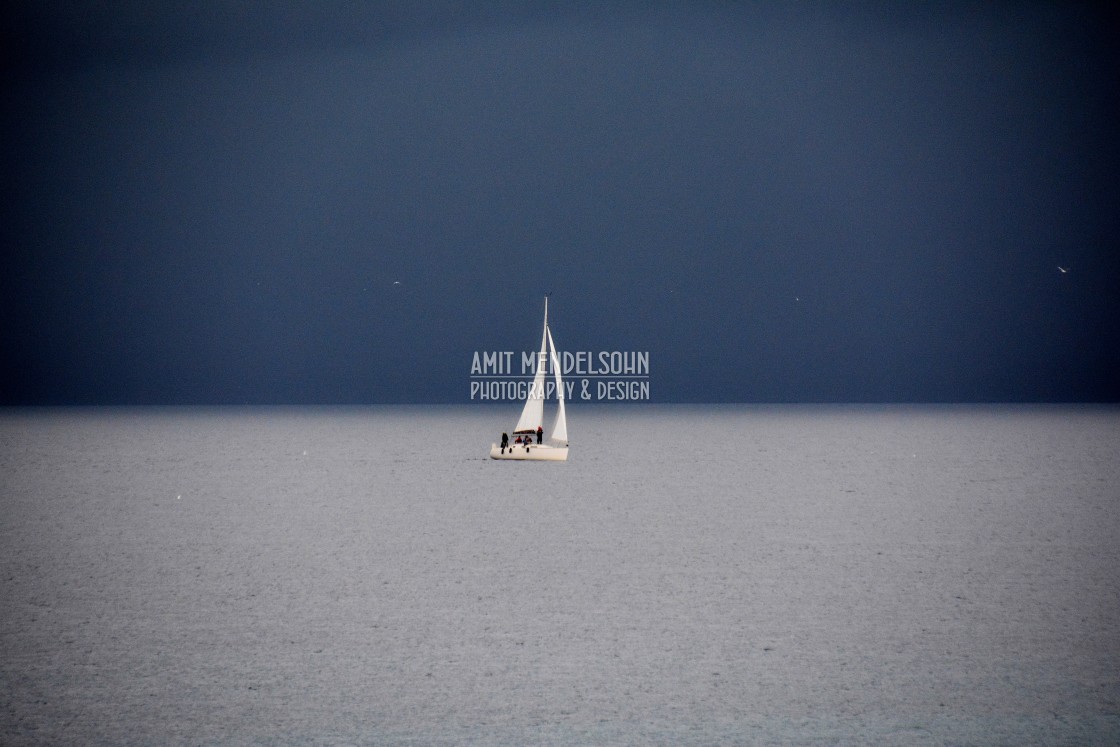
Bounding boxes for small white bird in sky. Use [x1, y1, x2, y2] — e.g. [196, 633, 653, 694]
[1058, 266, 1068, 273]
[393, 280, 401, 285]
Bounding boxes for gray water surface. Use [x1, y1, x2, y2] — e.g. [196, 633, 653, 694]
[2, 405, 1118, 744]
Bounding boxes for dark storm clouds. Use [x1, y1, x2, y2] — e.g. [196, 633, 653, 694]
[2, 3, 1117, 403]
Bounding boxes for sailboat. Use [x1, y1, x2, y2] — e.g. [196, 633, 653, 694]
[489, 297, 569, 461]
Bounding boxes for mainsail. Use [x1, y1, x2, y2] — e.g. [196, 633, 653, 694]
[513, 299, 549, 434]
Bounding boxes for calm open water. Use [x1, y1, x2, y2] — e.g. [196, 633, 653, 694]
[2, 405, 1118, 745]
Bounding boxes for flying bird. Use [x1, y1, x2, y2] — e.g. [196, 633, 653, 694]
[1058, 266, 1068, 273]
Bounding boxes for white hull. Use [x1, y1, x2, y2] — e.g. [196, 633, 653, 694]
[489, 443, 569, 461]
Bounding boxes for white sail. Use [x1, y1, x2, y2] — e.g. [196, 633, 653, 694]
[547, 325, 567, 445]
[513, 301, 548, 434]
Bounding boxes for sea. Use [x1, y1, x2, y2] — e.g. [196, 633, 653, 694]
[1, 404, 1118, 745]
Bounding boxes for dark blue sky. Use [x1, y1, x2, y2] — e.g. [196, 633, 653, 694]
[3, 2, 1118, 404]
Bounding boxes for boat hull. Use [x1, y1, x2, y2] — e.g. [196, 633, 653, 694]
[489, 443, 569, 461]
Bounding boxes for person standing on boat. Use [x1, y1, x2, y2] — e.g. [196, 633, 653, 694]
[536, 425, 543, 444]
[500, 432, 509, 453]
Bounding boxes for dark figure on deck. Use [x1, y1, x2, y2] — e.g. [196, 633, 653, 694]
[500, 433, 508, 453]
[536, 426, 543, 444]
